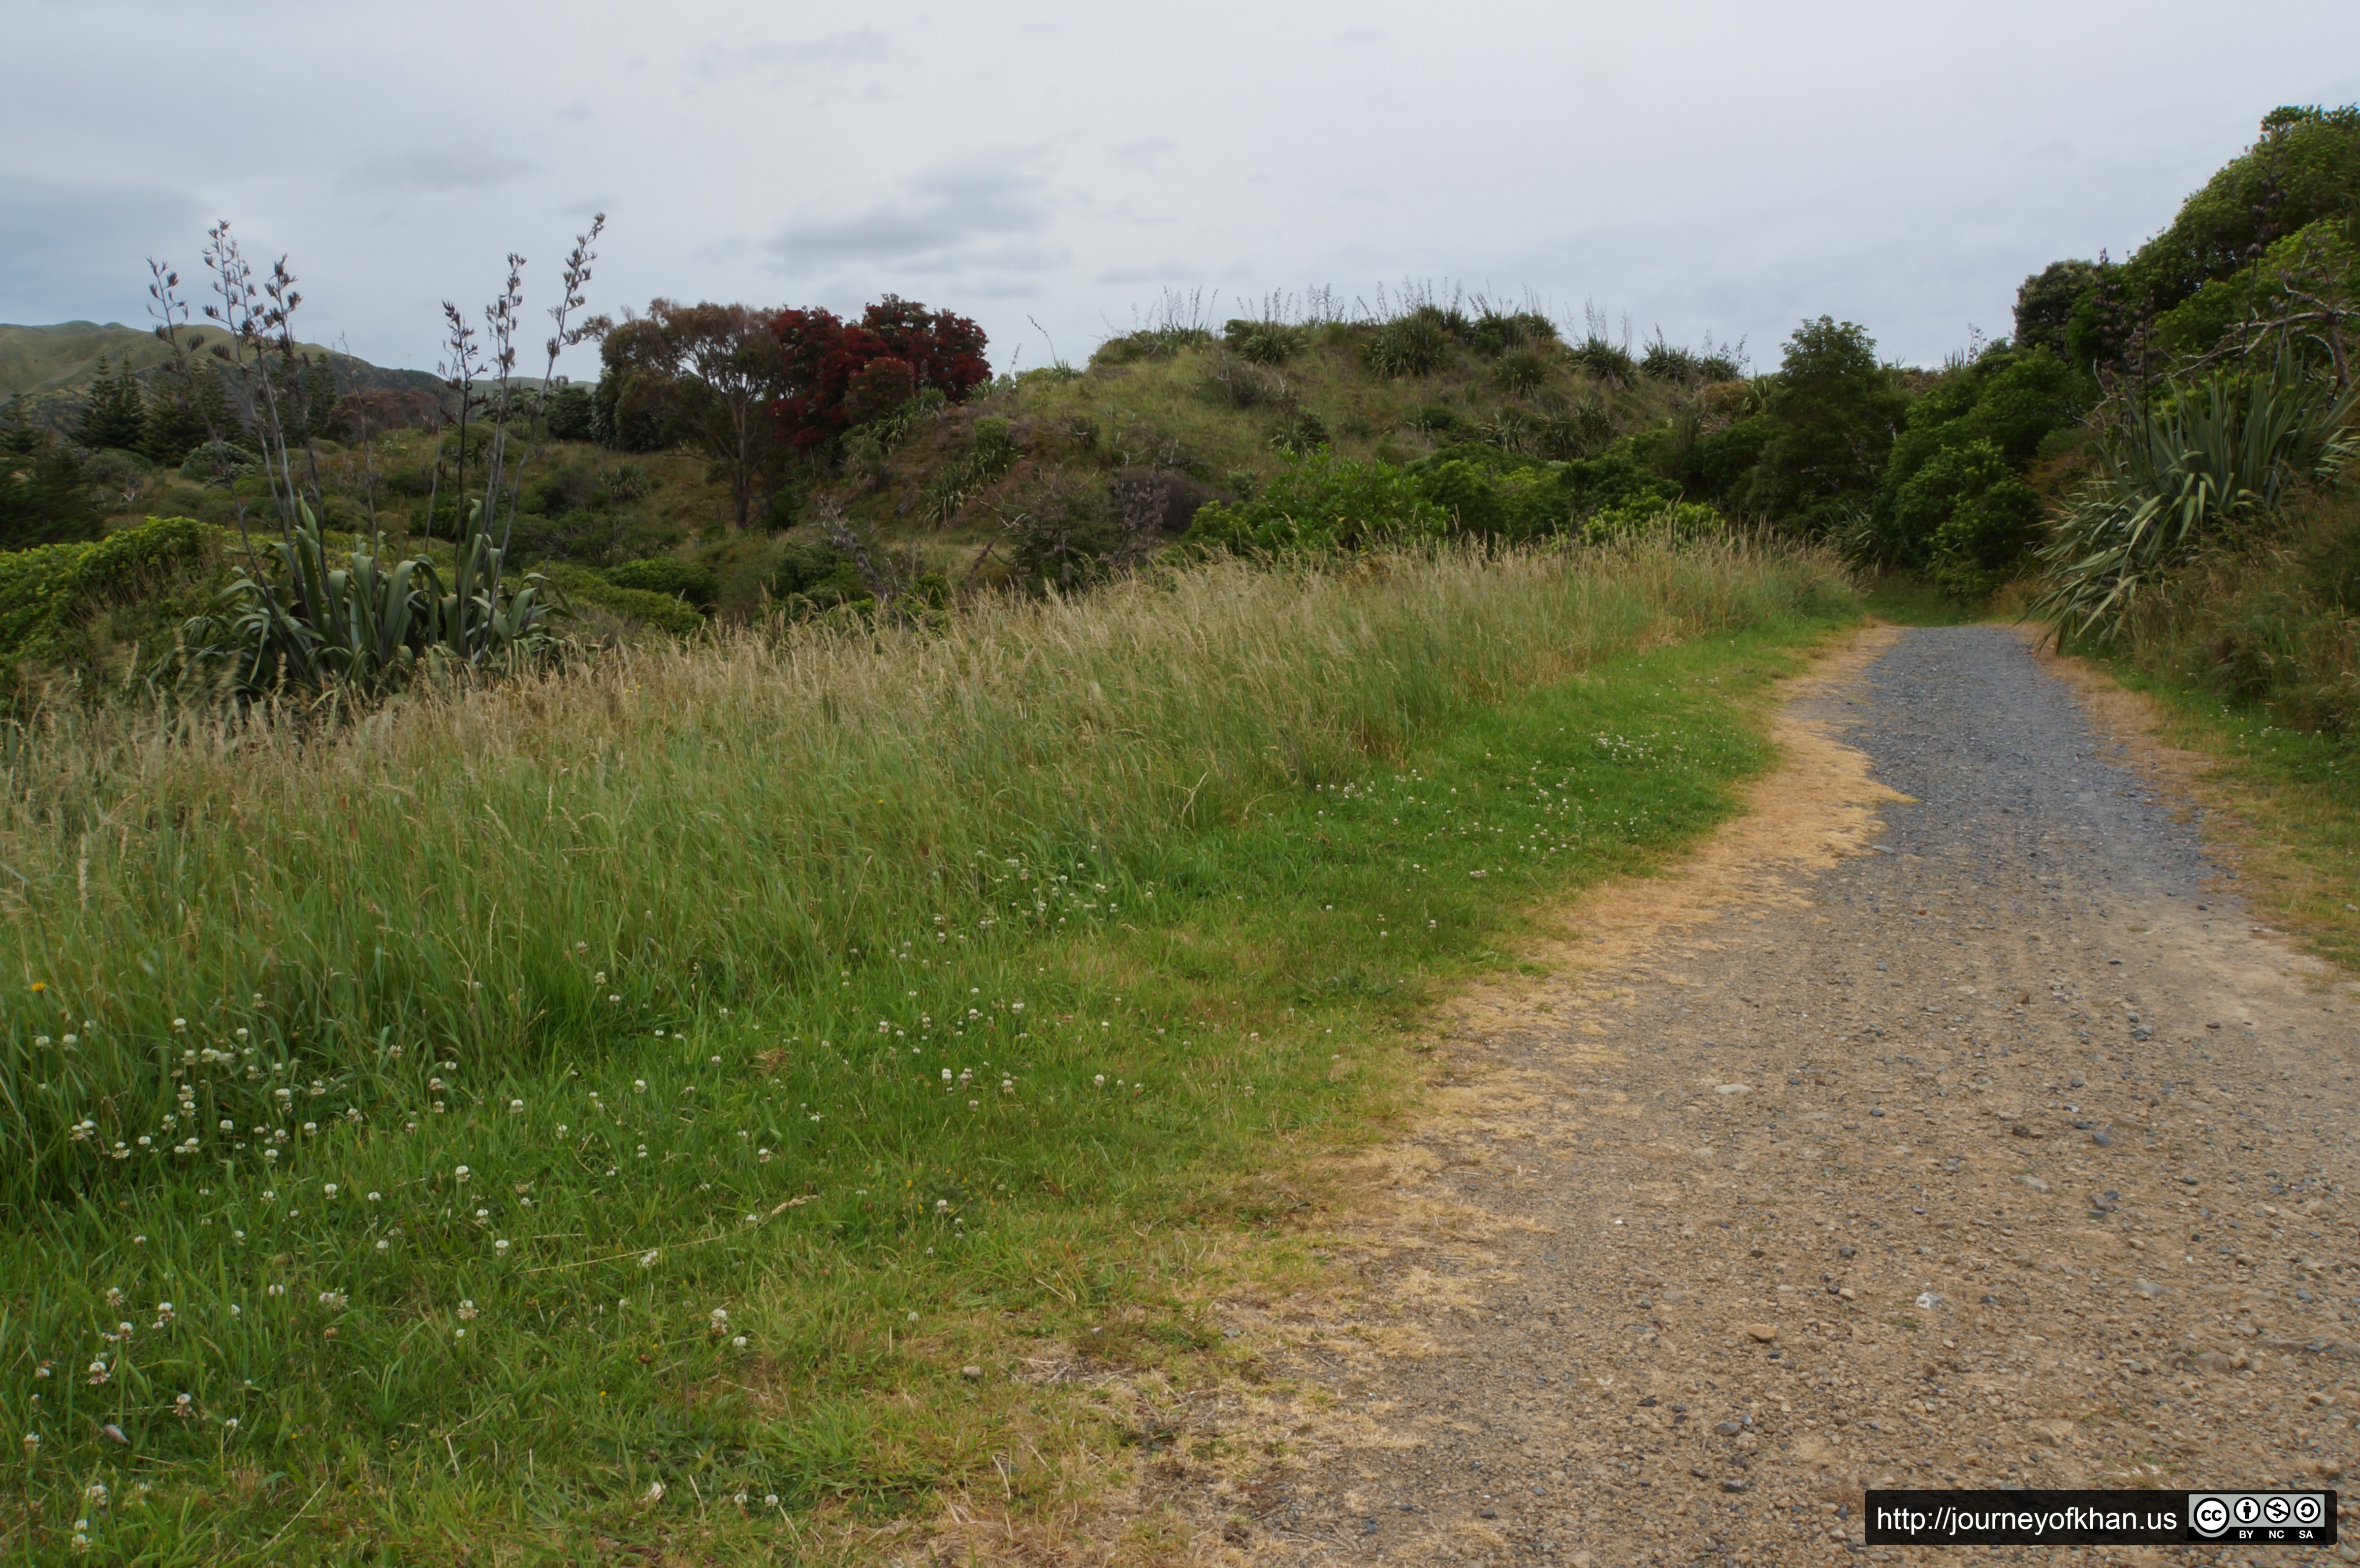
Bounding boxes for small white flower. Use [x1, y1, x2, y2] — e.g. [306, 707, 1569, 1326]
[268, 1284, 285, 1297]
[509, 1099, 524, 1113]
[458, 1300, 478, 1319]
[494, 1239, 510, 1254]
[731, 1335, 747, 1348]
[323, 1184, 338, 1197]
[453, 1165, 470, 1183]
[367, 1191, 382, 1202]
[639, 1250, 659, 1268]
[633, 1079, 647, 1094]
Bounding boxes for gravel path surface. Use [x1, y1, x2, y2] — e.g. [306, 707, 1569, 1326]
[1195, 627, 2360, 1568]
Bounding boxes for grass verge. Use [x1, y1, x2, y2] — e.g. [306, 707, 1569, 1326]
[1, 539, 1854, 1562]
[2072, 658, 2359, 975]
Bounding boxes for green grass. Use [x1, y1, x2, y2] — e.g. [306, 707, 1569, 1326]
[1, 540, 1854, 1561]
[2086, 659, 2359, 973]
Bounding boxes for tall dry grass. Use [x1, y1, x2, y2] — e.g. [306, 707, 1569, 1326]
[0, 537, 1850, 1198]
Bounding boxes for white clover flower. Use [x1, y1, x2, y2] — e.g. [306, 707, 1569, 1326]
[494, 1239, 510, 1254]
[633, 1080, 647, 1094]
[267, 1284, 285, 1297]
[318, 1291, 347, 1309]
[367, 1191, 382, 1201]
[376, 1239, 390, 1252]
[709, 1308, 728, 1325]
[639, 1250, 659, 1268]
[509, 1099, 524, 1113]
[458, 1300, 478, 1320]
[731, 1335, 747, 1348]
[173, 1018, 187, 1031]
[454, 1165, 471, 1183]
[323, 1184, 338, 1197]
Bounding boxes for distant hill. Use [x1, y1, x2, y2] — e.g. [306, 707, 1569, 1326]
[0, 320, 446, 429]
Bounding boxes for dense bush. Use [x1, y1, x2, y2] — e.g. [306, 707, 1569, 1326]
[1186, 453, 1447, 552]
[1860, 342, 2080, 575]
[543, 382, 600, 442]
[540, 562, 707, 635]
[2115, 480, 2360, 732]
[2035, 355, 2356, 644]
[0, 515, 222, 675]
[1727, 317, 1908, 534]
[767, 536, 866, 609]
[604, 556, 717, 609]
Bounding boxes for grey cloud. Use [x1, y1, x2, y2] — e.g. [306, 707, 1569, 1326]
[770, 169, 1052, 271]
[694, 31, 887, 80]
[344, 145, 534, 194]
[0, 172, 208, 329]
[1109, 138, 1178, 170]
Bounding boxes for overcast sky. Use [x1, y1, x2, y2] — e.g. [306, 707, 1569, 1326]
[7, 0, 2358, 380]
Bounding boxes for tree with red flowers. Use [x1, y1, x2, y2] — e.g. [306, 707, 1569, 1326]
[770, 298, 989, 451]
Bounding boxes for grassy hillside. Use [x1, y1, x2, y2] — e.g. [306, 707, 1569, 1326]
[0, 319, 440, 402]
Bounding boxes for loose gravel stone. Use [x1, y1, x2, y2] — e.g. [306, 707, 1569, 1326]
[1169, 628, 2360, 1567]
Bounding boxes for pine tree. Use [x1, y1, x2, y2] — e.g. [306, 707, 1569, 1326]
[139, 365, 237, 470]
[71, 357, 147, 452]
[2, 397, 105, 550]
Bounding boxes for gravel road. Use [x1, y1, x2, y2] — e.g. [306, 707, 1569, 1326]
[1186, 626, 2360, 1568]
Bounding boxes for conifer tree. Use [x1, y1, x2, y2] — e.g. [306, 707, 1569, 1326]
[71, 356, 147, 451]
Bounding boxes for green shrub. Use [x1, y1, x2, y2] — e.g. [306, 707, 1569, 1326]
[542, 563, 706, 635]
[1223, 320, 1306, 366]
[1493, 348, 1551, 395]
[767, 537, 867, 611]
[2035, 355, 2357, 643]
[604, 557, 717, 609]
[0, 515, 224, 674]
[1405, 404, 1461, 436]
[526, 465, 604, 516]
[177, 438, 260, 485]
[1185, 452, 1447, 552]
[1468, 310, 1556, 357]
[1367, 316, 1454, 378]
[1270, 407, 1329, 456]
[1569, 336, 1638, 383]
[1560, 442, 1682, 519]
[1414, 455, 1572, 540]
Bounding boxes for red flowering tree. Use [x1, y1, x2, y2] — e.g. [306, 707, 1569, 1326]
[770, 297, 989, 451]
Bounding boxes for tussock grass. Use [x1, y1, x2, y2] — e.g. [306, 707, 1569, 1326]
[0, 537, 1853, 1561]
